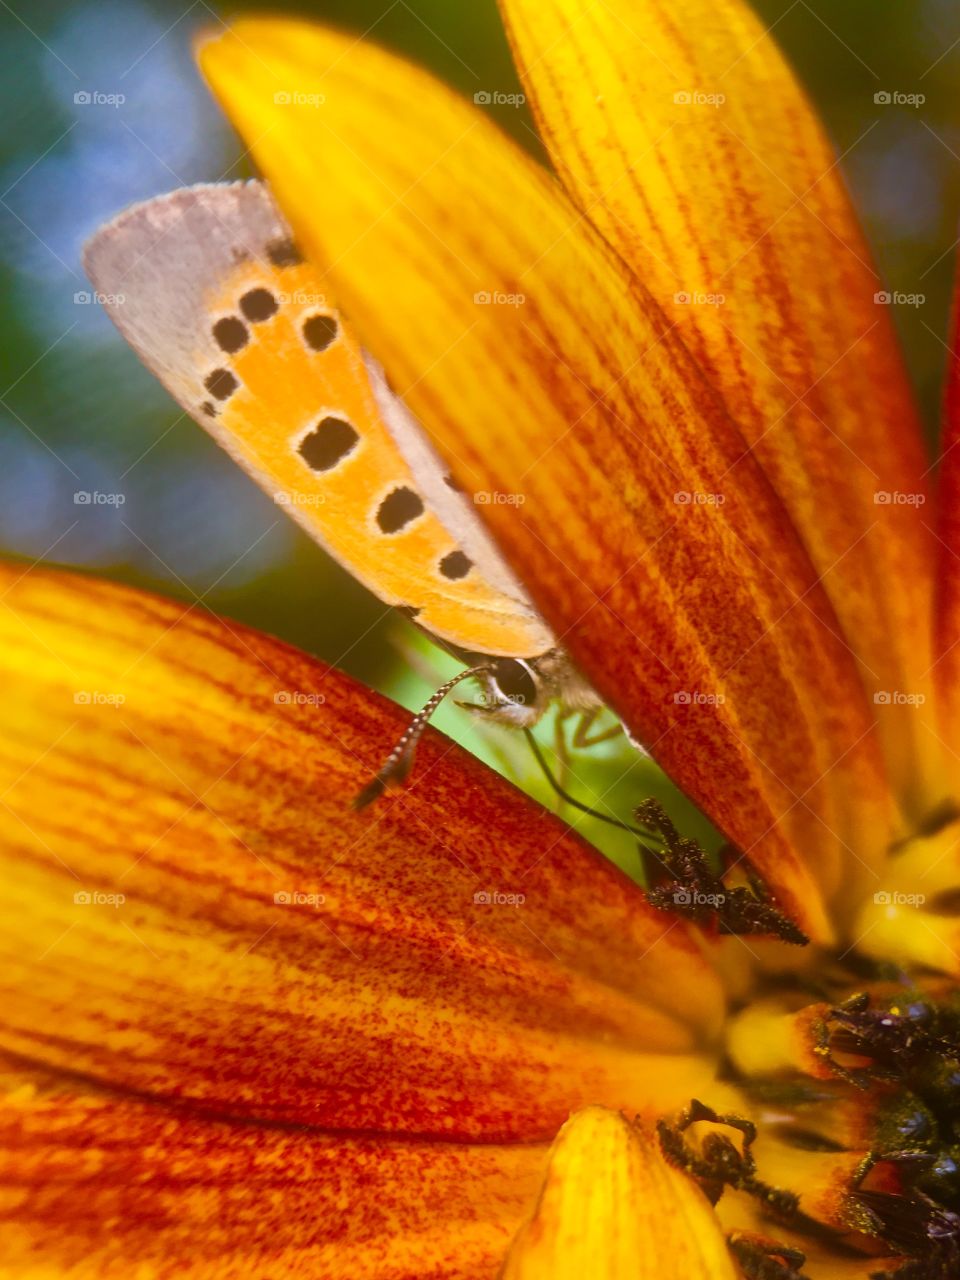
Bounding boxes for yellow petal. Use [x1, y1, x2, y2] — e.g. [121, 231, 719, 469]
[0, 563, 724, 1140]
[197, 18, 898, 941]
[0, 1062, 544, 1278]
[845, 820, 960, 975]
[498, 0, 943, 817]
[935, 282, 960, 756]
[500, 1106, 737, 1280]
[726, 998, 833, 1081]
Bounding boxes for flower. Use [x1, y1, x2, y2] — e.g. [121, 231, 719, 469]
[4, 1, 960, 1276]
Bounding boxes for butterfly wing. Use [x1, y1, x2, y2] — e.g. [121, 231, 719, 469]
[83, 181, 553, 659]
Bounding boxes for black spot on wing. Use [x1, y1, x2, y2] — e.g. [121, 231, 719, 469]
[302, 314, 339, 353]
[298, 416, 359, 471]
[377, 487, 425, 534]
[240, 287, 278, 322]
[267, 237, 303, 267]
[202, 401, 217, 418]
[439, 550, 472, 580]
[204, 368, 239, 401]
[212, 316, 249, 354]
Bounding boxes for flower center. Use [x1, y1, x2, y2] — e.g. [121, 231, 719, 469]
[641, 803, 960, 1278]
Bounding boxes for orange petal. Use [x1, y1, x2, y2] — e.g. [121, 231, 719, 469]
[501, 1106, 737, 1279]
[198, 18, 897, 941]
[0, 563, 725, 1141]
[0, 1062, 545, 1278]
[498, 0, 942, 817]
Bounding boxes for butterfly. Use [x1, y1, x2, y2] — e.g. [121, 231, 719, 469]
[83, 181, 608, 803]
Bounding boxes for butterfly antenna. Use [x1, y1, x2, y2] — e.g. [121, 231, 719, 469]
[523, 729, 663, 843]
[354, 664, 493, 810]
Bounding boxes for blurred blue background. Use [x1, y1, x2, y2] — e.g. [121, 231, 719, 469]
[1, 0, 958, 865]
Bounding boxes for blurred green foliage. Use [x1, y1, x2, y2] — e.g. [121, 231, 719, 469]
[1, 0, 957, 868]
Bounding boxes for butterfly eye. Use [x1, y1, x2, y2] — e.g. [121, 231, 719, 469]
[491, 658, 538, 708]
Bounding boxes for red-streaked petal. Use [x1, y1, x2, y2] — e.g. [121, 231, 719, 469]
[0, 563, 724, 1143]
[197, 18, 899, 941]
[499, 0, 943, 817]
[0, 1064, 544, 1278]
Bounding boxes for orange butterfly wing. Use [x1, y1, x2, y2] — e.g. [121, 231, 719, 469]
[84, 182, 553, 658]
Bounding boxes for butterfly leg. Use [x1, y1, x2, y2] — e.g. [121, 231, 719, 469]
[570, 706, 624, 750]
